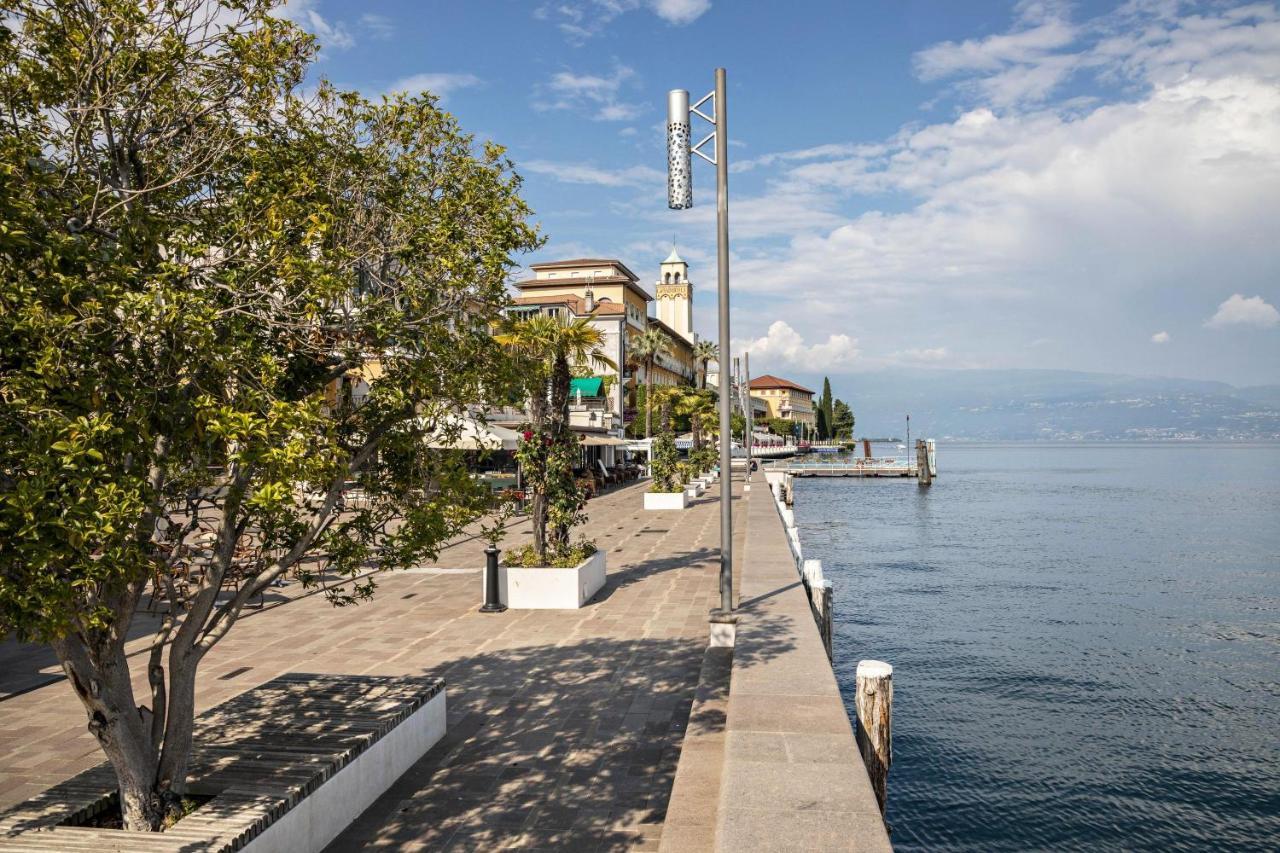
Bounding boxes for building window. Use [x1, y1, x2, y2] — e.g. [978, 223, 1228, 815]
[673, 272, 681, 283]
[664, 272, 671, 283]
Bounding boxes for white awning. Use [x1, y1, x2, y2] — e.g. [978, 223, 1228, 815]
[420, 416, 521, 451]
[580, 434, 629, 447]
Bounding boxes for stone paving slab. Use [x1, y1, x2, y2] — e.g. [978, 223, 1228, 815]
[0, 478, 749, 851]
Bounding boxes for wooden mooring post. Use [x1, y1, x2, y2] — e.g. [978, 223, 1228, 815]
[855, 659, 893, 816]
[915, 440, 932, 486]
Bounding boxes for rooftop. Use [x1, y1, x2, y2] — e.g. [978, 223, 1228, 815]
[528, 258, 642, 282]
[750, 374, 815, 394]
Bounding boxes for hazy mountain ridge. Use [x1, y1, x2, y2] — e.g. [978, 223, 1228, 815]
[806, 369, 1280, 440]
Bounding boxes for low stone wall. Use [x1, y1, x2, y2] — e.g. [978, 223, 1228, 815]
[0, 673, 445, 852]
[713, 486, 892, 851]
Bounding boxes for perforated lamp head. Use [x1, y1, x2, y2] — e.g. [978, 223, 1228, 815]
[667, 89, 692, 209]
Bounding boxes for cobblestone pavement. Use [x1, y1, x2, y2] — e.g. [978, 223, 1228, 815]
[0, 478, 746, 851]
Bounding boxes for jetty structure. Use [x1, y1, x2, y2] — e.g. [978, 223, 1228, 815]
[770, 438, 938, 483]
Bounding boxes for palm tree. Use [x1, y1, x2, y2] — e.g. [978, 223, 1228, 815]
[629, 327, 670, 438]
[692, 339, 719, 390]
[675, 388, 716, 453]
[496, 314, 615, 560]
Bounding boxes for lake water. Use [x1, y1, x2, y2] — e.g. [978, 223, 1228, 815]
[791, 443, 1280, 852]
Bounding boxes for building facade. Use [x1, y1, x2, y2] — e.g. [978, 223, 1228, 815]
[748, 374, 817, 430]
[508, 253, 699, 434]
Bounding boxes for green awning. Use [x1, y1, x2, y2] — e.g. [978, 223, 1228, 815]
[569, 377, 605, 397]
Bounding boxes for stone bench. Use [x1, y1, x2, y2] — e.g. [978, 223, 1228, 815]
[0, 673, 445, 852]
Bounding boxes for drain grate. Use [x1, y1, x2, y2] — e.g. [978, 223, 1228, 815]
[219, 666, 253, 680]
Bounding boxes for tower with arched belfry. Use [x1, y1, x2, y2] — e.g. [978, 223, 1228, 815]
[655, 246, 694, 344]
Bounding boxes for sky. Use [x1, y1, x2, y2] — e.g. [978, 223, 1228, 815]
[283, 0, 1280, 388]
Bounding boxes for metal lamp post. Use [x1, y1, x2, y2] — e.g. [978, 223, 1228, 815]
[668, 69, 732, 613]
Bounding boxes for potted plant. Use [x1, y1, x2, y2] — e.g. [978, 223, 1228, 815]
[494, 315, 615, 608]
[644, 393, 687, 510]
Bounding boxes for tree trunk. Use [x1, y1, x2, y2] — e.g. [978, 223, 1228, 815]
[53, 632, 175, 831]
[549, 353, 573, 550]
[528, 378, 550, 563]
[644, 361, 653, 438]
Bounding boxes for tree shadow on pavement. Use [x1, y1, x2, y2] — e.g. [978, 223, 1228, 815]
[324, 616, 797, 851]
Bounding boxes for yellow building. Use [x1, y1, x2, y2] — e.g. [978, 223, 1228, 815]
[749, 374, 816, 429]
[509, 255, 699, 431]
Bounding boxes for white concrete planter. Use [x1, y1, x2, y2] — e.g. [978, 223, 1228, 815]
[684, 483, 704, 498]
[645, 490, 689, 511]
[488, 550, 607, 609]
[244, 685, 446, 853]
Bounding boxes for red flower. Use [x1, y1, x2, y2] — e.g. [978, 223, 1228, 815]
[522, 430, 533, 441]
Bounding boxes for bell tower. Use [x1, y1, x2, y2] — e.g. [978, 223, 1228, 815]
[656, 246, 694, 342]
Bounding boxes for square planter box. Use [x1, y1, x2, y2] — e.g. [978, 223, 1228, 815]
[684, 483, 704, 498]
[644, 490, 688, 511]
[486, 550, 607, 609]
[0, 674, 445, 853]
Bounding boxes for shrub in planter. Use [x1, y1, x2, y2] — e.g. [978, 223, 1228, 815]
[649, 427, 681, 494]
[503, 538, 597, 568]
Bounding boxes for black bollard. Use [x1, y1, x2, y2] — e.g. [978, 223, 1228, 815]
[480, 544, 506, 613]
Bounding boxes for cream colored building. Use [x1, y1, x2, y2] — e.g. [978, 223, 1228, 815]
[748, 374, 816, 429]
[508, 254, 699, 433]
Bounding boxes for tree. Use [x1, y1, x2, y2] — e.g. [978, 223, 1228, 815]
[817, 377, 835, 440]
[675, 388, 716, 453]
[629, 327, 671, 438]
[648, 388, 681, 493]
[0, 0, 539, 831]
[815, 407, 829, 440]
[767, 417, 795, 437]
[692, 339, 718, 389]
[832, 399, 855, 440]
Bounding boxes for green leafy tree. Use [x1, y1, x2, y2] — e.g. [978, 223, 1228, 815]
[817, 377, 835, 440]
[0, 0, 537, 831]
[648, 390, 681, 493]
[768, 416, 795, 437]
[692, 339, 718, 389]
[832, 399, 855, 440]
[629, 327, 670, 438]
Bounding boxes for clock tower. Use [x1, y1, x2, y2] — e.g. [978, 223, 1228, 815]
[655, 247, 694, 343]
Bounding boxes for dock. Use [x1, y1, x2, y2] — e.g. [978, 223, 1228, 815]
[773, 460, 916, 478]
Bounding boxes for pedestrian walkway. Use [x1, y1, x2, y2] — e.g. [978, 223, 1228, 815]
[0, 478, 748, 850]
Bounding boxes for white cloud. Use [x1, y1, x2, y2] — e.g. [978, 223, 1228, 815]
[735, 321, 861, 372]
[534, 65, 644, 121]
[360, 13, 394, 39]
[387, 73, 483, 103]
[1205, 294, 1280, 328]
[1151, 331, 1170, 343]
[274, 0, 353, 50]
[535, 0, 711, 41]
[521, 160, 664, 187]
[897, 347, 951, 363]
[650, 0, 711, 25]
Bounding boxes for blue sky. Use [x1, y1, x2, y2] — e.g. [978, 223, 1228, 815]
[284, 0, 1280, 387]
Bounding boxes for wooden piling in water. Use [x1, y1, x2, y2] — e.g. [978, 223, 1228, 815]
[915, 440, 932, 486]
[855, 659, 893, 816]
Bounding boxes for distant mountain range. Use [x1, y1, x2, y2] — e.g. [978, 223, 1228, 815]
[813, 369, 1280, 441]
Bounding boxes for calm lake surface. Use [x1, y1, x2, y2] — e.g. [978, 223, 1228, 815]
[792, 442, 1280, 852]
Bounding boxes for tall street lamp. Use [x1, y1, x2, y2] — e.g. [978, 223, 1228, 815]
[668, 68, 732, 613]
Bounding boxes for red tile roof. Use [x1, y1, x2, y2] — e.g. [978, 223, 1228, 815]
[749, 374, 814, 394]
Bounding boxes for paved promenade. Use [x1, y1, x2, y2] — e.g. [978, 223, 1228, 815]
[0, 478, 746, 850]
